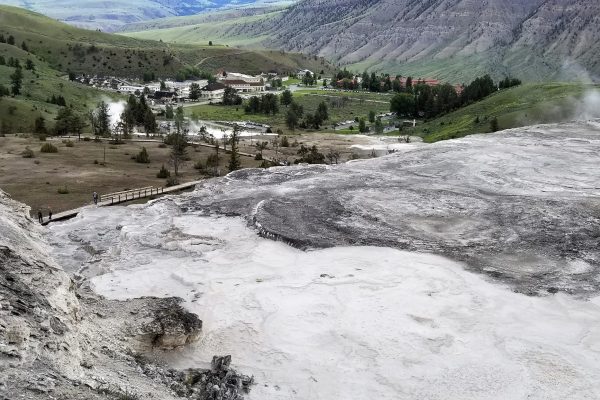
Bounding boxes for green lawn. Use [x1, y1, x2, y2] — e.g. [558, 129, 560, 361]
[185, 91, 392, 134]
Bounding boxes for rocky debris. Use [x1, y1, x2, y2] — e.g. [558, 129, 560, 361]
[0, 190, 252, 400]
[137, 355, 254, 400]
[135, 297, 203, 350]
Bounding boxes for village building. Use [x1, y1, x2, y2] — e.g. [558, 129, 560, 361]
[297, 69, 314, 77]
[117, 84, 145, 94]
[222, 79, 265, 93]
[200, 82, 227, 101]
[152, 91, 177, 104]
[217, 71, 265, 93]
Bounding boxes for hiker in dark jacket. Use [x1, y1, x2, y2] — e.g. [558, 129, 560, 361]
[37, 209, 43, 224]
[48, 208, 52, 220]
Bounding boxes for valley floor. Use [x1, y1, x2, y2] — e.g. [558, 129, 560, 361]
[0, 132, 412, 216]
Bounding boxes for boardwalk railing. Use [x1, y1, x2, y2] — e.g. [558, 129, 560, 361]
[42, 180, 202, 226]
[100, 187, 164, 205]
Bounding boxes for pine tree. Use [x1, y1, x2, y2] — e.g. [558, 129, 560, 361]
[281, 90, 293, 107]
[10, 66, 23, 96]
[490, 117, 499, 132]
[228, 125, 241, 172]
[95, 101, 111, 136]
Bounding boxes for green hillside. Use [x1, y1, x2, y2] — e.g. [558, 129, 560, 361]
[0, 42, 120, 133]
[414, 83, 598, 143]
[121, 7, 281, 47]
[0, 5, 332, 132]
[0, 5, 332, 78]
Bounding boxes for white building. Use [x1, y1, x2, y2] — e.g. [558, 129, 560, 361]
[297, 69, 314, 77]
[118, 84, 145, 94]
[222, 80, 265, 93]
[220, 72, 262, 83]
[165, 79, 209, 97]
[200, 82, 227, 101]
[217, 72, 265, 93]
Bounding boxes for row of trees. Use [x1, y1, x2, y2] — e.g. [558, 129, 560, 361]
[47, 94, 67, 106]
[245, 93, 280, 115]
[0, 34, 29, 52]
[302, 71, 317, 86]
[175, 67, 216, 83]
[390, 75, 521, 119]
[284, 100, 329, 130]
[87, 95, 157, 140]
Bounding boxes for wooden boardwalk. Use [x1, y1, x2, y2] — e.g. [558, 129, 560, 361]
[42, 180, 202, 226]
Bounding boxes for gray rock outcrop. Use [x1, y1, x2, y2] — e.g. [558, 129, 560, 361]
[0, 190, 249, 399]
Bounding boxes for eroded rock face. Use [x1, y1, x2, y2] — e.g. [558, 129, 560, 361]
[0, 191, 248, 399]
[254, 0, 600, 80]
[137, 297, 202, 350]
[0, 192, 83, 394]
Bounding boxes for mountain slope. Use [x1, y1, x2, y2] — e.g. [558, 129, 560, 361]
[124, 0, 600, 82]
[0, 0, 270, 31]
[262, 0, 600, 81]
[0, 5, 330, 77]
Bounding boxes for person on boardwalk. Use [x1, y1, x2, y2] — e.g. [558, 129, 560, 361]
[37, 209, 43, 224]
[93, 191, 98, 205]
[48, 208, 52, 220]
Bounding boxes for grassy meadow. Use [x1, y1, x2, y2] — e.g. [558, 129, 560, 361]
[185, 90, 392, 133]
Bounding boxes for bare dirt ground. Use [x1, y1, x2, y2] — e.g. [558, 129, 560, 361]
[237, 132, 414, 164]
[0, 132, 415, 216]
[0, 135, 262, 215]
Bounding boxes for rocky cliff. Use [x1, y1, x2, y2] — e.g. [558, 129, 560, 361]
[0, 190, 251, 399]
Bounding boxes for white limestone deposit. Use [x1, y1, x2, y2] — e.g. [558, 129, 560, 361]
[48, 121, 600, 400]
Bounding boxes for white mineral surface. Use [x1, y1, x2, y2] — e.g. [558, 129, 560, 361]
[48, 121, 600, 399]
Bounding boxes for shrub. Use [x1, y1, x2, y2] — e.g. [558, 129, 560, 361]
[21, 147, 34, 158]
[281, 136, 289, 147]
[65, 140, 74, 147]
[490, 117, 499, 132]
[93, 159, 99, 164]
[38, 135, 47, 141]
[156, 164, 170, 178]
[165, 176, 179, 187]
[206, 153, 219, 168]
[135, 147, 150, 164]
[93, 137, 102, 143]
[193, 160, 204, 170]
[83, 136, 91, 141]
[40, 143, 58, 153]
[57, 185, 69, 194]
[254, 153, 263, 160]
[158, 143, 167, 148]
